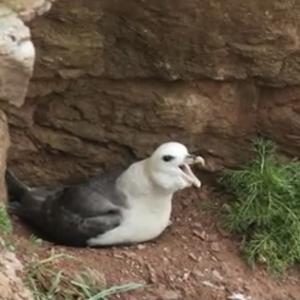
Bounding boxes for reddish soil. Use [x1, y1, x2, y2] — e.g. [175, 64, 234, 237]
[11, 186, 300, 300]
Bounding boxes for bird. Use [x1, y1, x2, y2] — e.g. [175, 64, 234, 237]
[6, 142, 205, 247]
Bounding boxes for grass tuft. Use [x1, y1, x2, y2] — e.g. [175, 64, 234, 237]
[220, 139, 300, 274]
[26, 251, 143, 300]
[0, 203, 12, 235]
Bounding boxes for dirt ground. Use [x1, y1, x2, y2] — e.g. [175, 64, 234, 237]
[10, 185, 300, 300]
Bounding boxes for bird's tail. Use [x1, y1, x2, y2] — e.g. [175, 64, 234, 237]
[6, 169, 30, 200]
[5, 169, 41, 218]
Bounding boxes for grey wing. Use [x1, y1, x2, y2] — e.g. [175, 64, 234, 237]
[58, 169, 127, 217]
[51, 169, 127, 240]
[79, 212, 121, 236]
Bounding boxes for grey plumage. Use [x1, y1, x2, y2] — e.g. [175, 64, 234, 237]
[6, 169, 127, 246]
[6, 142, 204, 247]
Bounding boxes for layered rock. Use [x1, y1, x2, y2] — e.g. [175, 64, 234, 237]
[0, 2, 53, 299]
[0, 0, 55, 185]
[7, 80, 257, 182]
[0, 239, 33, 300]
[0, 5, 33, 107]
[0, 0, 54, 107]
[0, 112, 9, 201]
[26, 0, 300, 85]
[259, 86, 300, 155]
[2, 0, 54, 22]
[4, 0, 300, 183]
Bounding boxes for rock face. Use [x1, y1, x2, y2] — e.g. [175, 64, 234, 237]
[0, 3, 13, 200]
[2, 0, 54, 22]
[0, 0, 55, 187]
[259, 86, 300, 155]
[0, 0, 54, 107]
[0, 112, 9, 202]
[7, 80, 258, 183]
[4, 0, 300, 182]
[0, 2, 53, 298]
[0, 5, 34, 107]
[0, 239, 33, 300]
[26, 0, 300, 85]
[0, 0, 59, 194]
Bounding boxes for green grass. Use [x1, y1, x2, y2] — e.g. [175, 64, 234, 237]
[26, 252, 143, 300]
[0, 203, 15, 251]
[220, 139, 300, 274]
[0, 203, 12, 235]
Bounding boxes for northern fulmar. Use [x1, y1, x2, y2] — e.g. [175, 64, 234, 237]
[6, 142, 205, 247]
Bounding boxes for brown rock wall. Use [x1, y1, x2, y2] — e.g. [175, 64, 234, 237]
[5, 0, 300, 182]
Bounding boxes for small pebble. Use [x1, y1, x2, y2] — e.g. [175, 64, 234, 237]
[211, 242, 221, 252]
[188, 253, 197, 261]
[192, 270, 204, 278]
[211, 255, 218, 262]
[158, 289, 181, 300]
[193, 222, 202, 229]
[137, 244, 146, 250]
[228, 292, 252, 300]
[183, 272, 190, 280]
[212, 269, 224, 281]
[202, 280, 225, 290]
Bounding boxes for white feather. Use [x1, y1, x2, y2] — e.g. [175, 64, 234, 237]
[88, 160, 172, 246]
[87, 142, 203, 246]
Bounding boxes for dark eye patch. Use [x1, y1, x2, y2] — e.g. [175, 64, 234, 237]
[162, 155, 175, 162]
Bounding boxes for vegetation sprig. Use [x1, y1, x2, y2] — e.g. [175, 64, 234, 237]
[220, 139, 300, 274]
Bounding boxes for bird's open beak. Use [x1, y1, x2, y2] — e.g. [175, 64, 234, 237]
[179, 154, 205, 188]
[185, 154, 205, 166]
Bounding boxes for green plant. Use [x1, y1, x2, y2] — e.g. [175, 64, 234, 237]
[220, 139, 300, 274]
[0, 203, 12, 235]
[26, 252, 143, 300]
[0, 203, 15, 251]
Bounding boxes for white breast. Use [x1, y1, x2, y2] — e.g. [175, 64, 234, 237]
[87, 160, 173, 246]
[88, 195, 172, 246]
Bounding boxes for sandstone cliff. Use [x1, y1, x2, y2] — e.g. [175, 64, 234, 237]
[4, 0, 300, 183]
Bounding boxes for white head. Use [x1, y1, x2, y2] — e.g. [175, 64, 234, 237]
[147, 142, 205, 193]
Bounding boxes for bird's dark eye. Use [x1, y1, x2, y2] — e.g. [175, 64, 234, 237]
[162, 155, 175, 162]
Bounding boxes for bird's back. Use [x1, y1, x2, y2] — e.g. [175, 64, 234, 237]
[7, 169, 127, 246]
